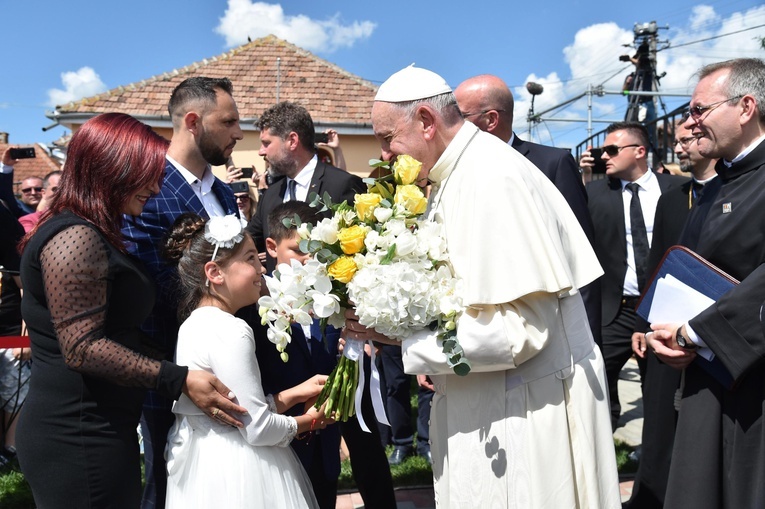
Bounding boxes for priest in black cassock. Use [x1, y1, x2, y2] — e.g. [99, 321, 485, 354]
[626, 119, 718, 509]
[647, 57, 765, 509]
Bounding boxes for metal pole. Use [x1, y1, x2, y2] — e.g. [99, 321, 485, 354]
[587, 84, 593, 139]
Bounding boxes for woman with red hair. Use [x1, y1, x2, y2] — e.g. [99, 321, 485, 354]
[16, 113, 246, 508]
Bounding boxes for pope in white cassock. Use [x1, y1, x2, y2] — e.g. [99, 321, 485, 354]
[345, 65, 621, 508]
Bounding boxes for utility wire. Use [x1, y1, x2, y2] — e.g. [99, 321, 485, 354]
[663, 23, 765, 50]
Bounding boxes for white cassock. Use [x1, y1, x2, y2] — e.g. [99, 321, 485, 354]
[402, 123, 621, 508]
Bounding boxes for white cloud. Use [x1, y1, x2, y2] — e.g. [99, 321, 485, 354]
[215, 0, 375, 52]
[47, 67, 108, 107]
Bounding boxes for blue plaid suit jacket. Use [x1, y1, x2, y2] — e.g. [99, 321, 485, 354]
[122, 159, 238, 358]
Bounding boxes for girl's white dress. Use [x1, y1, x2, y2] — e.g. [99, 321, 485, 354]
[165, 306, 318, 509]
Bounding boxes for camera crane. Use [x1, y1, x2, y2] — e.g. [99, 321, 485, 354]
[525, 21, 683, 145]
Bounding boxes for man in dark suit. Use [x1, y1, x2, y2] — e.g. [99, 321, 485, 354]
[582, 121, 687, 430]
[454, 74, 602, 346]
[123, 77, 242, 509]
[247, 101, 365, 272]
[245, 102, 395, 509]
[626, 121, 717, 509]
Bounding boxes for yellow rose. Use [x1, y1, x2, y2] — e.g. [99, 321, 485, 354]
[393, 155, 422, 185]
[354, 193, 382, 222]
[394, 185, 428, 216]
[328, 256, 357, 283]
[336, 225, 368, 255]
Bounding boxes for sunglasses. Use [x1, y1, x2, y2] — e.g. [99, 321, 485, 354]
[684, 95, 743, 121]
[601, 144, 640, 157]
[21, 187, 43, 194]
[235, 195, 250, 202]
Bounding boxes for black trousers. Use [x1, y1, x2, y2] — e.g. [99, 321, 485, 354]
[601, 301, 646, 429]
[339, 354, 397, 509]
[379, 344, 432, 453]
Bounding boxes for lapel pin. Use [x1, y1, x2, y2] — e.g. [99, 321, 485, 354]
[722, 202, 732, 214]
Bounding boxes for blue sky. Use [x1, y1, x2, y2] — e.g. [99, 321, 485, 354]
[1, 0, 763, 151]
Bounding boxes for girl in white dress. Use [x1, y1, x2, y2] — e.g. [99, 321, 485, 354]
[163, 214, 331, 509]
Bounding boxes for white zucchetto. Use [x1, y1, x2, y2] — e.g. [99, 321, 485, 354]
[375, 64, 452, 103]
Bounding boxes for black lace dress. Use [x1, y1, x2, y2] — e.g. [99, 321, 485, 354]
[16, 211, 188, 508]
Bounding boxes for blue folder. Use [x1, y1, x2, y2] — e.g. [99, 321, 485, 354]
[636, 245, 739, 389]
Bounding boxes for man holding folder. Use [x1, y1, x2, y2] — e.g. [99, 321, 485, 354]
[647, 58, 765, 508]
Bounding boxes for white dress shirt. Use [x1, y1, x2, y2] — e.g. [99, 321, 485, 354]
[620, 169, 661, 297]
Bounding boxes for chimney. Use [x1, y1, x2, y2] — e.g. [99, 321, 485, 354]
[0, 132, 8, 144]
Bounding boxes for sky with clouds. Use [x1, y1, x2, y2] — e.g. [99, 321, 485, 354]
[1, 0, 763, 151]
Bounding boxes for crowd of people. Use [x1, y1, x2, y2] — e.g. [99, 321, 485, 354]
[0, 56, 763, 509]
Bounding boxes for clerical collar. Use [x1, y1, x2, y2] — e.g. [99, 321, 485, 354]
[693, 175, 717, 185]
[723, 133, 765, 167]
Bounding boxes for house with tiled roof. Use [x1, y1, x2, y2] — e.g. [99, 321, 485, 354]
[47, 35, 381, 178]
[0, 136, 63, 199]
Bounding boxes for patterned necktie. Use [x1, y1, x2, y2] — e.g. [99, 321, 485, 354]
[626, 182, 650, 291]
[287, 179, 297, 201]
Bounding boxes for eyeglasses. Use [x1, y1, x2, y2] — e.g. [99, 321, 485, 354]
[21, 187, 43, 194]
[601, 144, 641, 157]
[460, 108, 505, 119]
[684, 95, 743, 121]
[674, 136, 696, 147]
[48, 186, 59, 194]
[235, 195, 250, 202]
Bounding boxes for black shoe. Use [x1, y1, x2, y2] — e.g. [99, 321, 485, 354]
[420, 449, 432, 465]
[388, 446, 413, 466]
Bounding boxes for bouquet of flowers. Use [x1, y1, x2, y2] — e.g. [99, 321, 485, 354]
[258, 155, 469, 423]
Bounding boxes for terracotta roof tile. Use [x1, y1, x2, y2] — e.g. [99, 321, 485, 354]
[56, 35, 378, 125]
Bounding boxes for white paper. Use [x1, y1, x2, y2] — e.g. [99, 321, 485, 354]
[647, 274, 715, 361]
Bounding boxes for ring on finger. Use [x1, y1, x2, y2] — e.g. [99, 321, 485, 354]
[212, 408, 220, 418]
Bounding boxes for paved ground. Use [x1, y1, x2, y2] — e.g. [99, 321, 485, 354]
[337, 357, 645, 508]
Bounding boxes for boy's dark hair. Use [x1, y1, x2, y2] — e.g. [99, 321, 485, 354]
[267, 201, 320, 243]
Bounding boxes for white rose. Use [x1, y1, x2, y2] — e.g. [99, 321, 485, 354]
[394, 230, 417, 257]
[311, 218, 339, 244]
[373, 207, 393, 223]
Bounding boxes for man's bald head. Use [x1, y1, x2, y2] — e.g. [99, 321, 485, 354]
[454, 75, 515, 142]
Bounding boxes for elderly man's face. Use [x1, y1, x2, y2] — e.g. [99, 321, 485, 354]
[371, 101, 431, 180]
[683, 69, 743, 161]
[20, 177, 44, 206]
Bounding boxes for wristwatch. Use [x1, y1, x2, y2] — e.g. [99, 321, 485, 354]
[676, 329, 698, 350]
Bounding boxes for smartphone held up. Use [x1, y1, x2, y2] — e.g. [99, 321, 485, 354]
[9, 147, 36, 160]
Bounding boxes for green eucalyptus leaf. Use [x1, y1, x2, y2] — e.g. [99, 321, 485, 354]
[380, 244, 397, 265]
[369, 158, 391, 168]
[453, 361, 471, 377]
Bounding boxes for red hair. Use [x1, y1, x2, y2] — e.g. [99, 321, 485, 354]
[20, 113, 169, 252]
